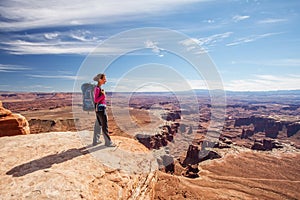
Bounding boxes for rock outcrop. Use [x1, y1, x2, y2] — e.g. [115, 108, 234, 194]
[135, 124, 179, 150]
[161, 110, 181, 121]
[235, 116, 300, 138]
[0, 132, 156, 199]
[251, 139, 283, 151]
[182, 144, 221, 166]
[0, 101, 11, 116]
[29, 118, 77, 134]
[0, 101, 30, 137]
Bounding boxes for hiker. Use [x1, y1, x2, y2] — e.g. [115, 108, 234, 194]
[92, 73, 115, 147]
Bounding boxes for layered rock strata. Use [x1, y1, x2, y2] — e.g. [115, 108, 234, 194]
[0, 101, 30, 137]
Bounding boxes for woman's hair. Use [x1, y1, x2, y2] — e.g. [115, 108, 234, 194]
[93, 73, 106, 81]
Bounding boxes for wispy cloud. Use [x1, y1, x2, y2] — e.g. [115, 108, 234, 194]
[44, 32, 59, 40]
[26, 74, 85, 81]
[2, 29, 178, 55]
[2, 40, 97, 55]
[231, 59, 300, 67]
[145, 40, 164, 57]
[0, 64, 31, 72]
[0, 0, 208, 31]
[198, 32, 233, 46]
[70, 30, 98, 42]
[1, 30, 102, 54]
[232, 15, 250, 22]
[258, 18, 287, 24]
[225, 74, 300, 91]
[226, 32, 283, 46]
[180, 32, 233, 53]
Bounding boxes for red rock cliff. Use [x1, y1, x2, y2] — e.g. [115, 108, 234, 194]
[0, 101, 30, 137]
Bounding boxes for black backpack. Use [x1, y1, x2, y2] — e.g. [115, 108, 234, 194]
[81, 83, 96, 111]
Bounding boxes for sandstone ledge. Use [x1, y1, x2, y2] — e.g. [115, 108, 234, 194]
[0, 132, 155, 200]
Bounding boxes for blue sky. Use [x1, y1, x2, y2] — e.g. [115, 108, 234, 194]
[0, 0, 299, 92]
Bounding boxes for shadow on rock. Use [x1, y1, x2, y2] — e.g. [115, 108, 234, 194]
[6, 144, 106, 177]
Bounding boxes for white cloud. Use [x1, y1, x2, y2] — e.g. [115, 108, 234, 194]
[231, 59, 300, 67]
[258, 18, 287, 24]
[44, 33, 59, 40]
[70, 30, 98, 42]
[180, 32, 233, 53]
[225, 74, 300, 91]
[232, 15, 250, 22]
[144, 40, 164, 57]
[226, 32, 283, 46]
[0, 0, 208, 31]
[2, 39, 99, 55]
[180, 38, 200, 46]
[2, 29, 180, 55]
[27, 74, 86, 81]
[0, 64, 31, 72]
[1, 30, 104, 54]
[198, 32, 233, 47]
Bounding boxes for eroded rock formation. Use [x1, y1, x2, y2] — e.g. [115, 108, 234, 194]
[135, 124, 178, 150]
[235, 116, 300, 138]
[0, 101, 30, 137]
[29, 118, 77, 134]
[182, 144, 221, 166]
[251, 139, 283, 151]
[161, 110, 181, 121]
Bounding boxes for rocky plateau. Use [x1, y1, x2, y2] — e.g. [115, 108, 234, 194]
[0, 91, 299, 199]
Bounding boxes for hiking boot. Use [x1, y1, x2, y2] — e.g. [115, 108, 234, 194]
[92, 141, 102, 146]
[105, 143, 116, 147]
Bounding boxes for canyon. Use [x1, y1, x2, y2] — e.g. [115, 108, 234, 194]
[0, 91, 299, 199]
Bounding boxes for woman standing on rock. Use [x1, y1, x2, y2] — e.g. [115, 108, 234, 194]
[92, 73, 115, 147]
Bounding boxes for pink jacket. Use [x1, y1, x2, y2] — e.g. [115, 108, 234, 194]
[94, 86, 106, 105]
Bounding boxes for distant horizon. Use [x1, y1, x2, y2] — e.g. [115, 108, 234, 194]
[1, 89, 300, 94]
